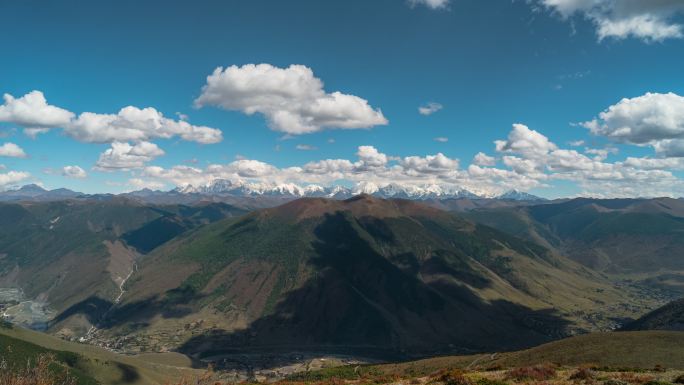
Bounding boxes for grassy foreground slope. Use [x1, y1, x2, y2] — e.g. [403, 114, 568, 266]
[0, 323, 201, 385]
[374, 331, 684, 376]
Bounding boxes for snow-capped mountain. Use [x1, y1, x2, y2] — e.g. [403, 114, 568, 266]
[497, 189, 547, 201]
[173, 179, 545, 201]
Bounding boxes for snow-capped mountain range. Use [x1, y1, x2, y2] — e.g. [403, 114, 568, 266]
[173, 179, 545, 201]
[0, 181, 545, 202]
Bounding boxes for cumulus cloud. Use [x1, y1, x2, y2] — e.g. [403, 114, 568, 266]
[538, 0, 684, 41]
[0, 91, 222, 144]
[584, 147, 617, 161]
[137, 126, 684, 198]
[0, 170, 30, 189]
[0, 142, 27, 158]
[408, 0, 450, 10]
[0, 91, 74, 131]
[67, 106, 222, 144]
[356, 145, 389, 170]
[400, 153, 458, 174]
[434, 137, 449, 143]
[584, 92, 684, 157]
[419, 102, 443, 115]
[621, 156, 684, 171]
[127, 178, 167, 191]
[62, 165, 87, 179]
[473, 152, 497, 166]
[95, 141, 165, 171]
[194, 64, 387, 134]
[495, 123, 557, 158]
[654, 139, 684, 157]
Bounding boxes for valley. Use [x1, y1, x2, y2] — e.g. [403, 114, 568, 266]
[1, 193, 683, 383]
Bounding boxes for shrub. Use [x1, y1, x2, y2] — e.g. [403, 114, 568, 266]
[617, 373, 656, 385]
[432, 369, 473, 385]
[0, 353, 76, 385]
[570, 368, 597, 381]
[475, 377, 510, 385]
[603, 380, 628, 385]
[505, 364, 557, 381]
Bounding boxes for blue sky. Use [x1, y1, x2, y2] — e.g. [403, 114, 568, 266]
[1, 0, 684, 198]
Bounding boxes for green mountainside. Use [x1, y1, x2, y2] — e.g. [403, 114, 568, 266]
[463, 198, 684, 280]
[0, 200, 246, 336]
[75, 196, 642, 359]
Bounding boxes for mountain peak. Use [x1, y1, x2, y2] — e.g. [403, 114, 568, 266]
[497, 189, 545, 201]
[263, 195, 447, 223]
[17, 184, 47, 192]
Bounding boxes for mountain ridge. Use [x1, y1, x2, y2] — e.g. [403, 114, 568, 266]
[1, 181, 547, 202]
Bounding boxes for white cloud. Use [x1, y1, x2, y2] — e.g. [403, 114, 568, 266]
[0, 91, 74, 130]
[194, 64, 388, 134]
[0, 142, 27, 158]
[356, 145, 389, 170]
[399, 153, 459, 174]
[227, 159, 278, 178]
[495, 123, 557, 158]
[434, 137, 449, 143]
[111, 122, 684, 199]
[419, 102, 443, 115]
[584, 92, 684, 157]
[473, 152, 496, 166]
[584, 147, 617, 161]
[408, 0, 450, 10]
[621, 156, 684, 171]
[0, 170, 30, 189]
[0, 91, 222, 145]
[295, 144, 318, 151]
[62, 165, 87, 179]
[95, 141, 165, 171]
[653, 139, 684, 157]
[68, 106, 222, 144]
[538, 0, 684, 41]
[128, 178, 167, 191]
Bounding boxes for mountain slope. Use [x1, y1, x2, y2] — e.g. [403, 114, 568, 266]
[623, 298, 684, 331]
[464, 198, 684, 274]
[0, 200, 246, 337]
[81, 196, 637, 359]
[0, 322, 201, 385]
[373, 331, 684, 376]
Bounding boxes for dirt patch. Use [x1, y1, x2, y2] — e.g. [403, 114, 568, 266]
[104, 241, 138, 287]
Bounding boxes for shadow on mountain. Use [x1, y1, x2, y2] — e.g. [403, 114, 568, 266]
[177, 212, 571, 369]
[52, 286, 205, 330]
[52, 297, 112, 325]
[113, 362, 140, 384]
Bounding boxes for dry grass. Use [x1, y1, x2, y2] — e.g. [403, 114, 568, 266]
[505, 364, 557, 381]
[568, 367, 596, 381]
[430, 369, 473, 385]
[0, 354, 76, 385]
